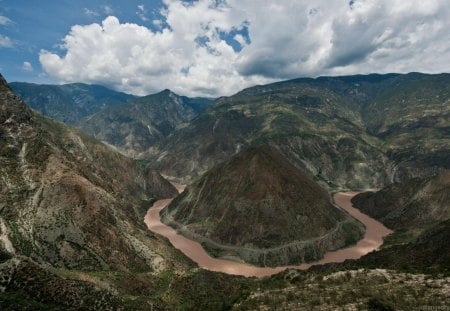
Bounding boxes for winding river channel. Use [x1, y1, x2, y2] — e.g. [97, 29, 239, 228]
[144, 189, 392, 278]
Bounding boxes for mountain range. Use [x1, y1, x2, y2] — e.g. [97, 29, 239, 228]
[12, 82, 214, 158]
[1, 74, 181, 271]
[10, 82, 135, 124]
[78, 89, 213, 157]
[148, 73, 449, 190]
[1, 72, 449, 309]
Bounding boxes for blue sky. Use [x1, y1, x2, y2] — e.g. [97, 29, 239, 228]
[0, 0, 169, 83]
[1, 0, 449, 97]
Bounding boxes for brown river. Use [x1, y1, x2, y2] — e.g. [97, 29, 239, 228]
[144, 190, 392, 278]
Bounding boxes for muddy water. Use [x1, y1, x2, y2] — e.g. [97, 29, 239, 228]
[144, 192, 392, 278]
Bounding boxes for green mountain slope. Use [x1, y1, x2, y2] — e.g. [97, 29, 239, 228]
[347, 73, 450, 182]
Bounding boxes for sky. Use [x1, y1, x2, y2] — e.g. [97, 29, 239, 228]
[0, 0, 449, 97]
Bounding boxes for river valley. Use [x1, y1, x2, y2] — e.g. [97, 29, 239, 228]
[144, 191, 392, 278]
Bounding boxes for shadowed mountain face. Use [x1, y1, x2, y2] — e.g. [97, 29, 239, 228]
[0, 74, 178, 271]
[348, 170, 450, 272]
[78, 89, 213, 158]
[352, 170, 450, 230]
[162, 145, 364, 266]
[354, 218, 450, 273]
[148, 73, 450, 189]
[10, 82, 135, 124]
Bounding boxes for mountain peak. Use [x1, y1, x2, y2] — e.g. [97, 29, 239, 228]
[159, 88, 175, 95]
[163, 144, 364, 266]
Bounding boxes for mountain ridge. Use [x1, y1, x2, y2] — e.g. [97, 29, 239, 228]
[10, 82, 136, 124]
[78, 89, 214, 157]
[352, 170, 450, 231]
[148, 72, 449, 189]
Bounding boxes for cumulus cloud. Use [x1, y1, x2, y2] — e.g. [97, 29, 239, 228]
[40, 0, 450, 97]
[40, 3, 266, 97]
[0, 34, 13, 48]
[235, 0, 450, 78]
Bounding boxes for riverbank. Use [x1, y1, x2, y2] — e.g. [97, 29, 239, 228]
[144, 192, 392, 278]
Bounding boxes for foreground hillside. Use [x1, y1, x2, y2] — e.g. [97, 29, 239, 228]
[148, 73, 450, 189]
[0, 74, 178, 271]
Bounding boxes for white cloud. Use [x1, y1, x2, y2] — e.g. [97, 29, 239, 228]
[22, 61, 33, 72]
[84, 8, 99, 17]
[233, 34, 247, 47]
[0, 34, 13, 48]
[0, 15, 12, 25]
[153, 19, 163, 28]
[136, 4, 149, 21]
[234, 0, 450, 78]
[40, 0, 450, 97]
[40, 11, 267, 97]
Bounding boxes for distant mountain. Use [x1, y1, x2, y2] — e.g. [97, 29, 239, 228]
[10, 82, 135, 124]
[162, 145, 364, 266]
[357, 73, 450, 182]
[78, 89, 214, 157]
[148, 73, 450, 189]
[0, 74, 178, 272]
